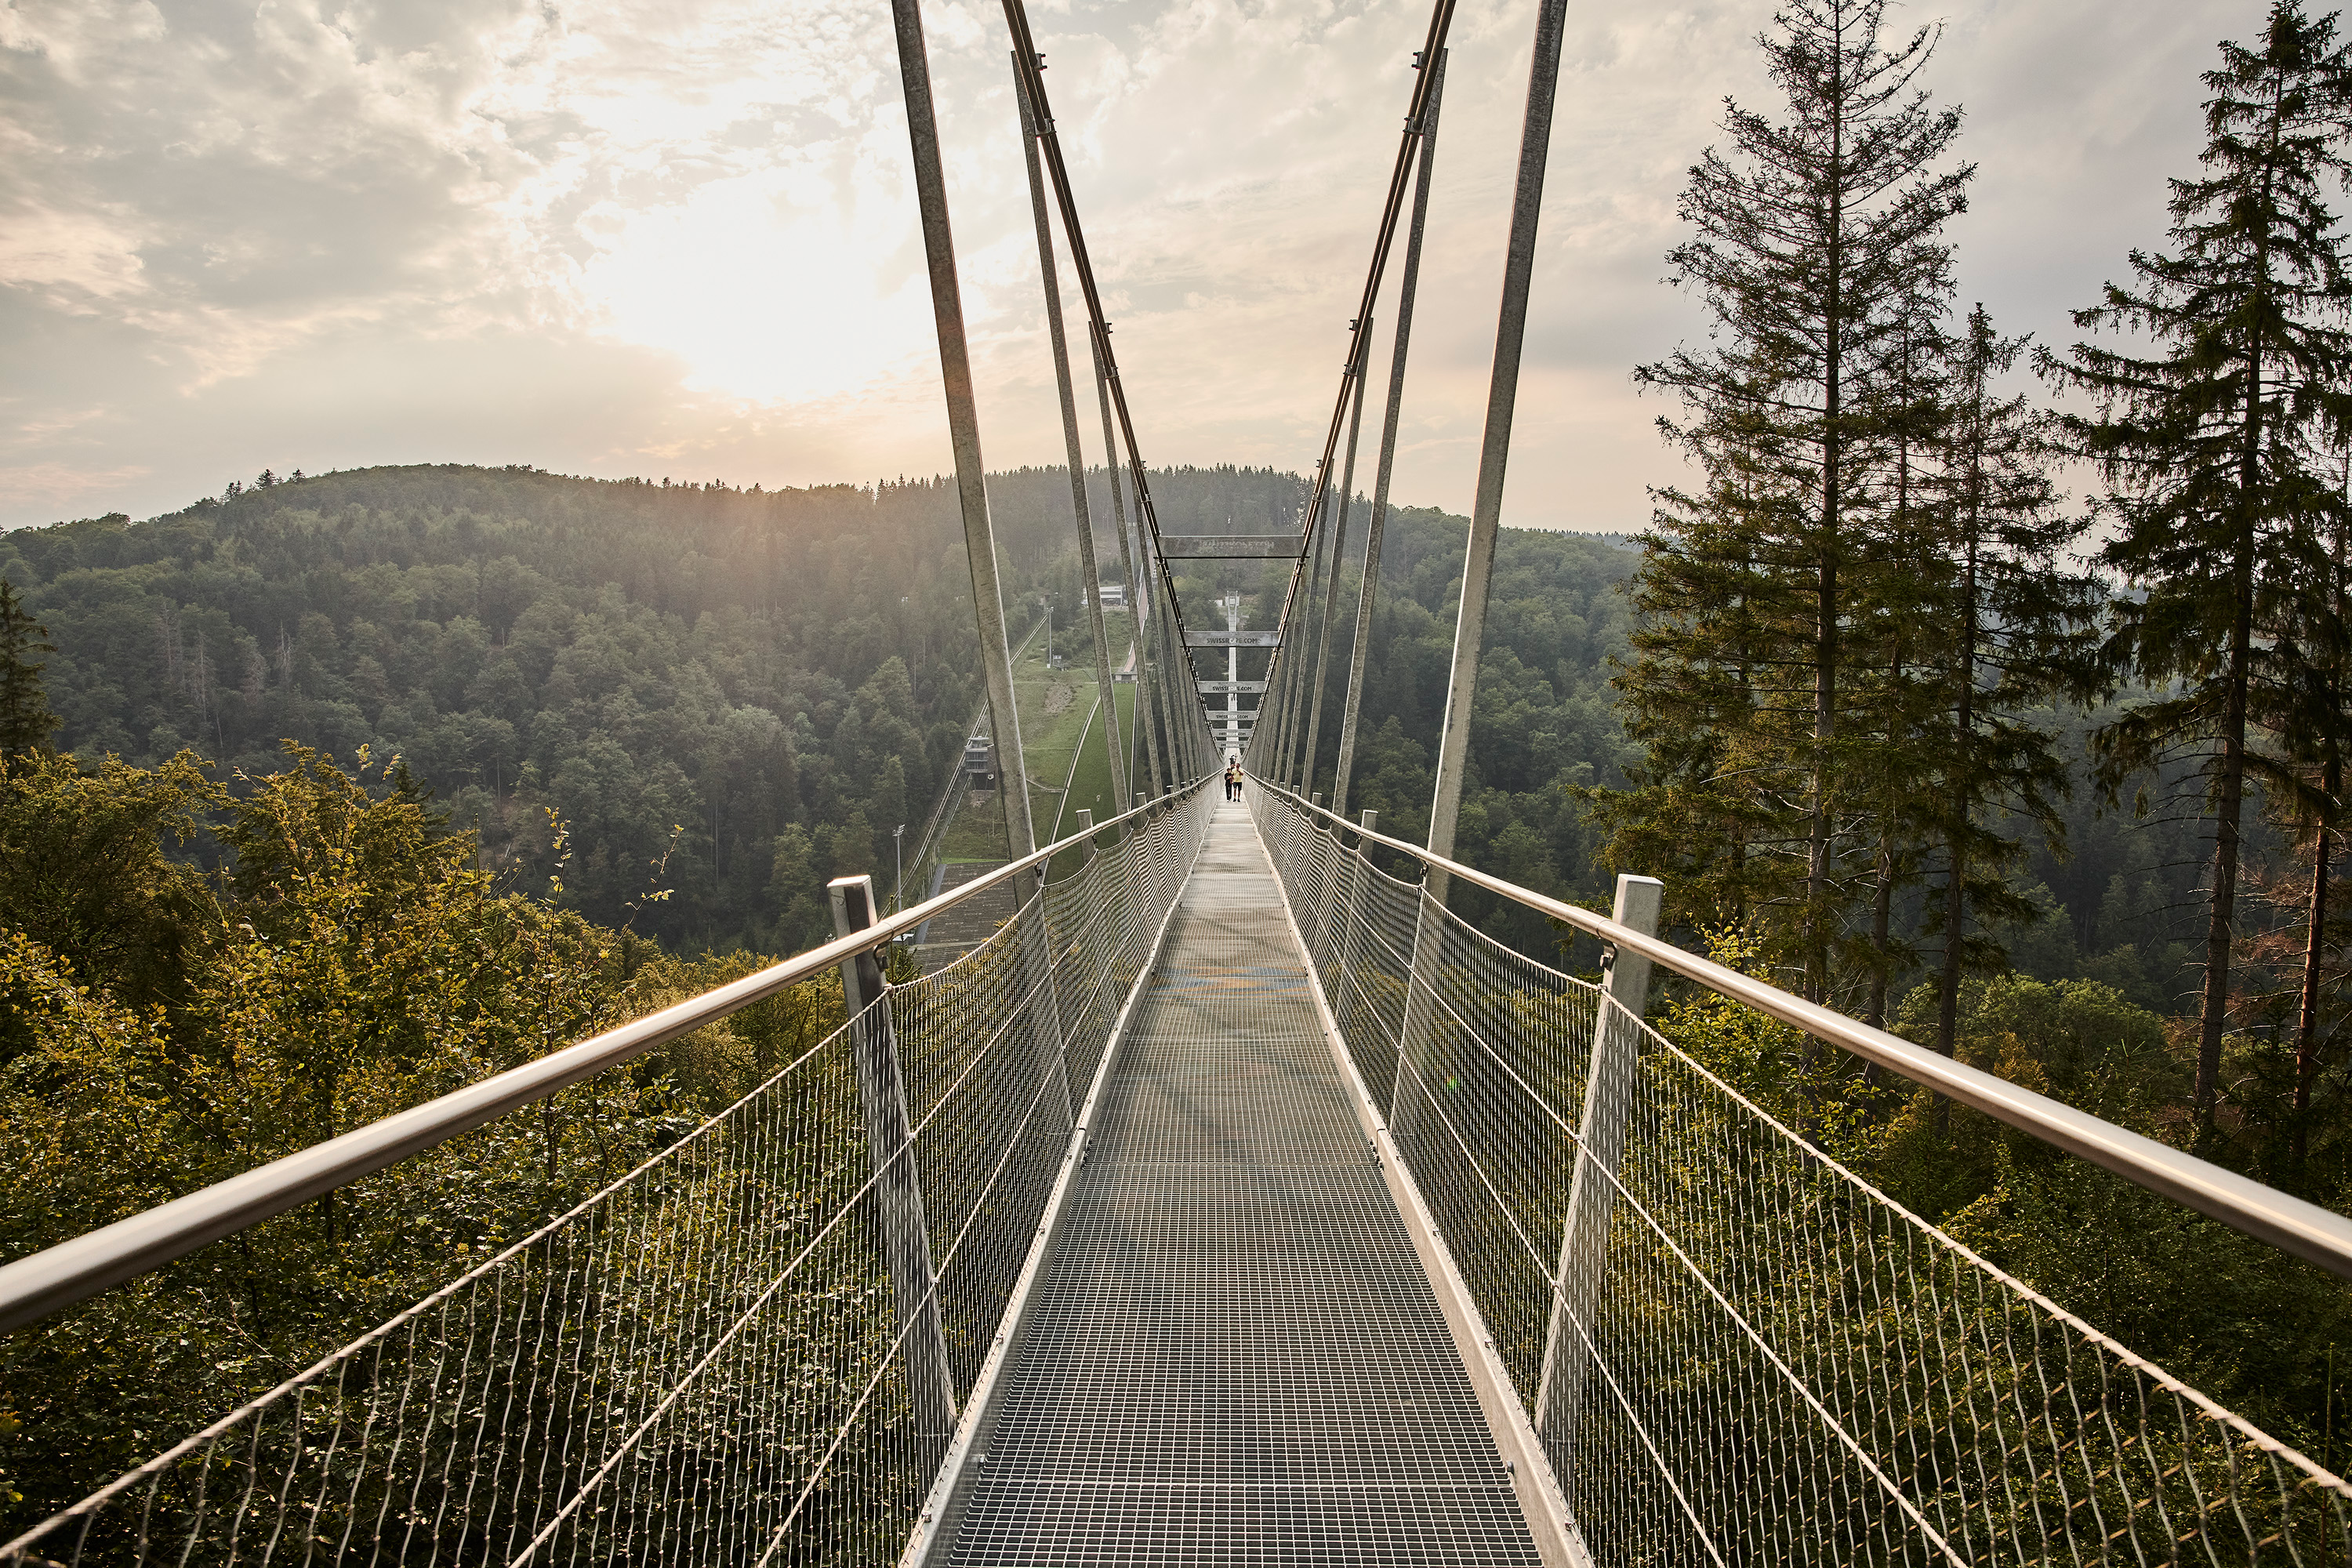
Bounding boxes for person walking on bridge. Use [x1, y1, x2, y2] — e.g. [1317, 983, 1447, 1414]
[1225, 758, 1243, 801]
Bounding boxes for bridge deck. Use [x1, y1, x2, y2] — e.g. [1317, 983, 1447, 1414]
[943, 798, 1543, 1565]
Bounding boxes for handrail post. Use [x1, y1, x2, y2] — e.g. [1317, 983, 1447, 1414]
[1332, 808, 1377, 1043]
[1532, 873, 1664, 1468]
[1387, 873, 1442, 1152]
[829, 873, 959, 1453]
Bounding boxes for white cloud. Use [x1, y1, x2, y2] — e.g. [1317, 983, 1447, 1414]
[0, 0, 2270, 531]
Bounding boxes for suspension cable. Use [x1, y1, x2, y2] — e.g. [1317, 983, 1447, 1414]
[1004, 0, 1458, 763]
[997, 0, 1210, 745]
[1245, 0, 1461, 772]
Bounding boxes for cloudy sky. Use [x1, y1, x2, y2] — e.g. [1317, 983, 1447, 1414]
[0, 0, 2263, 533]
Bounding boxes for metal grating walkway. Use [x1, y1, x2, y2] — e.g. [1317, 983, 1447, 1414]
[944, 799, 1544, 1566]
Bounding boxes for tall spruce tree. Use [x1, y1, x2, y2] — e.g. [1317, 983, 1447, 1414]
[2042, 0, 2352, 1131]
[1853, 249, 1961, 1027]
[0, 578, 61, 760]
[1928, 306, 2098, 1060]
[1614, 0, 1971, 1005]
[2260, 456, 2352, 1166]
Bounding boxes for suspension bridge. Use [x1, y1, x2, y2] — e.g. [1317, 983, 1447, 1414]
[6, 0, 2352, 1562]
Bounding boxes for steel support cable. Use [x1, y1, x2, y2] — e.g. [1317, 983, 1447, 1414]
[1004, 0, 1454, 751]
[1277, 490, 1325, 782]
[1087, 325, 1163, 800]
[1423, 0, 1573, 889]
[1138, 532, 1193, 776]
[891, 0, 1041, 891]
[1335, 50, 1446, 815]
[1283, 480, 1339, 786]
[1240, 16, 1458, 784]
[1298, 327, 1372, 797]
[994, 0, 1206, 731]
[1257, 481, 1323, 777]
[1249, 0, 1459, 691]
[1012, 54, 1129, 818]
[1261, 509, 1303, 779]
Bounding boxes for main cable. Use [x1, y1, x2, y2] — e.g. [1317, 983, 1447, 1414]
[1249, 0, 1461, 764]
[998, 0, 1210, 743]
[1000, 0, 1459, 757]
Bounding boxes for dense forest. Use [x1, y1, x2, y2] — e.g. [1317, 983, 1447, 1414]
[0, 456, 2235, 1003]
[0, 463, 1173, 953]
[8, 0, 2352, 1537]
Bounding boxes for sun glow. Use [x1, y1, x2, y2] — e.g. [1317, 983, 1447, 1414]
[576, 172, 935, 405]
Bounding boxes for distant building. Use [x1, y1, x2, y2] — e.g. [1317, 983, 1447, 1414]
[963, 735, 996, 789]
[1095, 583, 1127, 609]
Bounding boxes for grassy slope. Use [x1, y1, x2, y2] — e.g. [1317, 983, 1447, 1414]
[1044, 684, 1138, 880]
[938, 612, 1136, 869]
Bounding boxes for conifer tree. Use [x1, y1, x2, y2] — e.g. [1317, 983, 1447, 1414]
[0, 578, 61, 760]
[1853, 250, 1961, 1027]
[1615, 0, 1971, 1004]
[1928, 305, 2097, 1060]
[2043, 0, 2352, 1131]
[2259, 456, 2352, 1165]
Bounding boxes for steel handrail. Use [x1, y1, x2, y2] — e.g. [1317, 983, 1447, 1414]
[0, 775, 1216, 1334]
[1255, 777, 2352, 1280]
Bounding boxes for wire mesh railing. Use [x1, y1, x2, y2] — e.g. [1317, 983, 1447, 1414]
[1250, 782, 2352, 1567]
[0, 783, 1214, 1568]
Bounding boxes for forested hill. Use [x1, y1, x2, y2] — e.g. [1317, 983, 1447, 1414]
[2, 463, 1657, 954]
[2, 463, 2224, 1005]
[1247, 506, 1642, 946]
[2, 464, 1078, 952]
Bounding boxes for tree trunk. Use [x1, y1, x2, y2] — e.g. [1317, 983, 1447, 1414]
[2196, 649, 2246, 1134]
[2294, 762, 2336, 1170]
[1932, 504, 1980, 1140]
[2198, 306, 2264, 1134]
[1939, 471, 1982, 1063]
[1812, 207, 1843, 1011]
[1868, 390, 1913, 1037]
[1867, 834, 1892, 1029]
